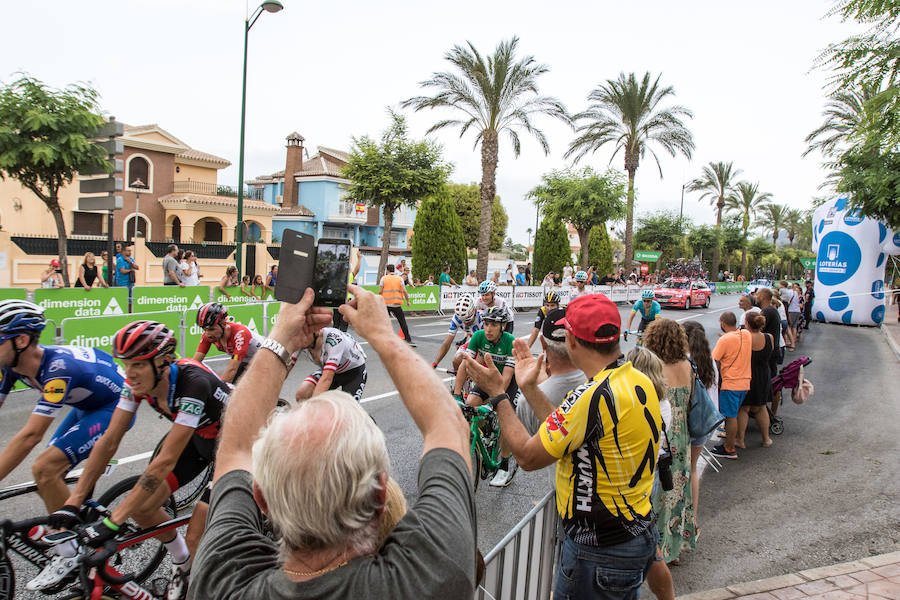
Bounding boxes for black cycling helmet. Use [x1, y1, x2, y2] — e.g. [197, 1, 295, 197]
[543, 290, 561, 305]
[196, 302, 228, 329]
[482, 306, 510, 324]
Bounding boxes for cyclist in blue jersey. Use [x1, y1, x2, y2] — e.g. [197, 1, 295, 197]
[431, 295, 484, 371]
[626, 289, 662, 334]
[0, 300, 129, 590]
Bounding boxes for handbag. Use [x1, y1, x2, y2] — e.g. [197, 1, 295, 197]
[687, 357, 724, 438]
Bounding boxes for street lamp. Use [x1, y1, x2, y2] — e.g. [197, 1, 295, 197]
[235, 0, 283, 279]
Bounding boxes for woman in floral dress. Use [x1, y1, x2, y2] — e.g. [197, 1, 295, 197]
[643, 318, 697, 564]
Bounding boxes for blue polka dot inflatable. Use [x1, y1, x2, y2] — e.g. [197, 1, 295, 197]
[812, 198, 900, 325]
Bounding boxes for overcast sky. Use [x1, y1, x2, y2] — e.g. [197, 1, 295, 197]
[2, 0, 857, 245]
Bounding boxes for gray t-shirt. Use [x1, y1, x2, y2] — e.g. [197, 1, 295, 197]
[190, 448, 477, 600]
[162, 255, 179, 284]
[516, 369, 587, 436]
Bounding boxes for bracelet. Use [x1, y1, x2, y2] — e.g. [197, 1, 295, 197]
[260, 337, 292, 369]
[102, 517, 120, 531]
[487, 393, 510, 411]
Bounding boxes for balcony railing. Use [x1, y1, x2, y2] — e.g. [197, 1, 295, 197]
[173, 181, 264, 200]
[329, 201, 367, 222]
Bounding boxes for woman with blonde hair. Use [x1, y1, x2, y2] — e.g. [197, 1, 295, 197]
[75, 251, 108, 289]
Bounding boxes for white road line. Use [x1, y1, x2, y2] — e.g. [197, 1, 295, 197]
[360, 376, 453, 404]
[8, 451, 155, 489]
[675, 307, 732, 322]
[359, 332, 447, 345]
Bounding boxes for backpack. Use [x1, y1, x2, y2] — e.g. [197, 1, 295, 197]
[687, 357, 725, 438]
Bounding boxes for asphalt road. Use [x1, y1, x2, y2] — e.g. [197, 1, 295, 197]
[1, 294, 897, 598]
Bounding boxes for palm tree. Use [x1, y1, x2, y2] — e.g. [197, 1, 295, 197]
[687, 161, 741, 275]
[725, 181, 772, 278]
[758, 203, 789, 250]
[402, 37, 569, 280]
[526, 226, 533, 246]
[785, 208, 805, 247]
[566, 72, 694, 269]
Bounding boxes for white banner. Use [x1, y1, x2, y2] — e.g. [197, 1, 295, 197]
[512, 286, 548, 308]
[439, 285, 479, 310]
[439, 284, 656, 310]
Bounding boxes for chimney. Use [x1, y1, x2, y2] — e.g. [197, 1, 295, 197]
[283, 132, 305, 208]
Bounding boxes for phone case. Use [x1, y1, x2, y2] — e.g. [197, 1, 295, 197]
[274, 229, 316, 304]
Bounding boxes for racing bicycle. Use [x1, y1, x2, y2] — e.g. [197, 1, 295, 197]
[457, 400, 502, 493]
[622, 329, 645, 348]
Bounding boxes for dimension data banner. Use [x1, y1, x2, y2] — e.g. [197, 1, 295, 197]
[132, 286, 211, 313]
[61, 310, 179, 358]
[35, 288, 129, 344]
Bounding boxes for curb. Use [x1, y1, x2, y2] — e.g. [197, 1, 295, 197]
[676, 549, 900, 599]
[880, 323, 900, 361]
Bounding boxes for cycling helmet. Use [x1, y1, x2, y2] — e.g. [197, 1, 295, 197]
[197, 302, 228, 329]
[642, 289, 655, 299]
[574, 270, 588, 282]
[543, 290, 561, 305]
[482, 306, 510, 324]
[0, 300, 47, 368]
[478, 280, 497, 294]
[113, 320, 177, 361]
[454, 295, 476, 320]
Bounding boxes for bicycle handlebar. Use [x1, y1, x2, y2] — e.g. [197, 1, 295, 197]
[2, 515, 52, 534]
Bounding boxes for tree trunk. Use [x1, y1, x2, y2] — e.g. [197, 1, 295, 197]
[578, 227, 590, 270]
[740, 248, 748, 279]
[49, 196, 70, 287]
[623, 160, 637, 270]
[713, 197, 723, 277]
[378, 202, 395, 279]
[475, 131, 499, 282]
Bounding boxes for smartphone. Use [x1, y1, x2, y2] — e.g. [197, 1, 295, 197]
[312, 238, 351, 307]
[274, 229, 315, 304]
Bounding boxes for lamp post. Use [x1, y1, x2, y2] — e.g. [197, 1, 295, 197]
[235, 0, 283, 279]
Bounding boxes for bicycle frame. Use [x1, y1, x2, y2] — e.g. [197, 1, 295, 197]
[465, 405, 502, 472]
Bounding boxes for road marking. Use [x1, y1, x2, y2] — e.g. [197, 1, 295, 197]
[360, 376, 453, 404]
[9, 451, 155, 489]
[359, 331, 447, 345]
[675, 307, 732, 322]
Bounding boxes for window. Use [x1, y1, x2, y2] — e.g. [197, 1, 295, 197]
[389, 231, 402, 247]
[127, 156, 151, 190]
[323, 226, 349, 239]
[171, 217, 181, 243]
[205, 220, 223, 242]
[73, 212, 103, 235]
[247, 222, 261, 243]
[125, 215, 149, 240]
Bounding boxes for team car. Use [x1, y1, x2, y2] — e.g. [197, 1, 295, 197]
[745, 278, 774, 295]
[654, 278, 712, 309]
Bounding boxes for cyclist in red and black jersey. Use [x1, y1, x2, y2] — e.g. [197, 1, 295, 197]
[54, 320, 230, 600]
[193, 302, 263, 383]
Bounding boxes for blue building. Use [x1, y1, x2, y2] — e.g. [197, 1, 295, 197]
[248, 132, 415, 251]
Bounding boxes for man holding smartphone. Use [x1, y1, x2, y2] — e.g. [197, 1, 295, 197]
[379, 265, 414, 347]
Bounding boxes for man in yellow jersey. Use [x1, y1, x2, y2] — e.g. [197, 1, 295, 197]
[378, 264, 414, 347]
[463, 293, 662, 600]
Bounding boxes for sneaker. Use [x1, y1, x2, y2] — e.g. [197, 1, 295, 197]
[26, 554, 78, 591]
[167, 563, 190, 600]
[710, 444, 738, 460]
[489, 459, 519, 487]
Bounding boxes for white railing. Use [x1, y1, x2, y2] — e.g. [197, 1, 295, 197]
[330, 201, 366, 221]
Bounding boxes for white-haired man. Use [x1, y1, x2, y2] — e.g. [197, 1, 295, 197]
[191, 285, 477, 599]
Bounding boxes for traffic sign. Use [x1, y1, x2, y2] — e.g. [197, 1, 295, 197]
[80, 177, 123, 194]
[640, 263, 649, 274]
[635, 250, 662, 262]
[78, 195, 123, 211]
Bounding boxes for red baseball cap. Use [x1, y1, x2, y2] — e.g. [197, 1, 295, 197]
[558, 294, 620, 343]
[50, 259, 60, 267]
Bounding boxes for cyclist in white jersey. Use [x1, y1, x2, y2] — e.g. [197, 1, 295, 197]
[432, 295, 484, 372]
[294, 327, 367, 402]
[569, 270, 590, 300]
[475, 280, 514, 333]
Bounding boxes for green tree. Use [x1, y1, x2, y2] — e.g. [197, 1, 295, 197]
[633, 210, 686, 265]
[566, 72, 694, 270]
[687, 225, 720, 271]
[528, 167, 626, 267]
[796, 210, 814, 250]
[403, 37, 570, 280]
[725, 181, 772, 278]
[411, 191, 467, 283]
[784, 208, 805, 247]
[446, 182, 507, 251]
[721, 215, 745, 274]
[343, 110, 451, 276]
[588, 224, 614, 274]
[757, 203, 789, 249]
[532, 217, 570, 282]
[836, 117, 900, 229]
[746, 237, 774, 267]
[687, 161, 742, 274]
[0, 75, 111, 286]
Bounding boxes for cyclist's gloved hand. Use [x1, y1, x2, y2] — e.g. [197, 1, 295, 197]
[623, 331, 629, 342]
[48, 505, 81, 530]
[80, 517, 120, 548]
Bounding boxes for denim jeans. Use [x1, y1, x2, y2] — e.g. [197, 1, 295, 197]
[554, 527, 659, 600]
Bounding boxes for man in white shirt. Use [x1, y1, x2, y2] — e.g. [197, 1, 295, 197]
[562, 262, 573, 281]
[738, 294, 761, 328]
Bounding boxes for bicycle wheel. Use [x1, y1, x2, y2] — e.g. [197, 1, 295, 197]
[469, 432, 482, 494]
[96, 475, 175, 585]
[151, 435, 212, 513]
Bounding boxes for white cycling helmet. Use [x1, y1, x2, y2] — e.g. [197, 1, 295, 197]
[574, 270, 588, 282]
[479, 280, 497, 294]
[454, 295, 476, 320]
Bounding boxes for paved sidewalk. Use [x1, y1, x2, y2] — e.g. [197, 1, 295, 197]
[882, 317, 900, 360]
[677, 550, 900, 600]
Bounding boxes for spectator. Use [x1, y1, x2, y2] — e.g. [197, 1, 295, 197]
[710, 311, 753, 460]
[100, 250, 110, 284]
[412, 277, 422, 286]
[396, 258, 407, 274]
[464, 269, 478, 286]
[756, 288, 783, 381]
[738, 294, 761, 328]
[504, 263, 515, 286]
[74, 252, 108, 289]
[162, 244, 184, 287]
[240, 275, 258, 299]
[252, 274, 270, 299]
[491, 270, 501, 285]
[464, 293, 661, 600]
[191, 286, 477, 598]
[115, 246, 138, 291]
[562, 261, 573, 281]
[378, 264, 414, 347]
[599, 272, 616, 285]
[180, 251, 201, 287]
[401, 267, 413, 287]
[642, 318, 697, 566]
[424, 274, 435, 285]
[736, 312, 774, 449]
[40, 259, 65, 289]
[525, 262, 532, 285]
[792, 283, 806, 342]
[265, 265, 278, 289]
[218, 266, 239, 300]
[540, 272, 555, 287]
[779, 281, 801, 351]
[515, 265, 527, 286]
[439, 265, 457, 287]
[803, 280, 815, 329]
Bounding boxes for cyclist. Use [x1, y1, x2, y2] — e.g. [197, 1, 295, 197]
[526, 290, 561, 348]
[0, 301, 130, 590]
[192, 302, 262, 383]
[294, 326, 368, 403]
[431, 295, 483, 372]
[625, 289, 662, 340]
[475, 280, 514, 334]
[569, 270, 590, 299]
[454, 306, 518, 487]
[48, 320, 231, 600]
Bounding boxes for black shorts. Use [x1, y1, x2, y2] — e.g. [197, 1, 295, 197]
[233, 361, 249, 383]
[305, 365, 367, 402]
[470, 379, 519, 406]
[165, 435, 215, 493]
[638, 318, 652, 332]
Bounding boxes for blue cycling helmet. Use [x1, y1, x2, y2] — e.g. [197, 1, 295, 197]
[479, 280, 497, 294]
[0, 300, 47, 339]
[574, 270, 588, 282]
[642, 289, 655, 299]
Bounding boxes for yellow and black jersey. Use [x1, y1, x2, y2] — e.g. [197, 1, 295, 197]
[539, 360, 662, 546]
[533, 305, 550, 329]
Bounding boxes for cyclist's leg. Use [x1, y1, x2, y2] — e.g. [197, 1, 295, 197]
[296, 371, 321, 401]
[467, 384, 487, 407]
[231, 361, 249, 384]
[331, 365, 367, 403]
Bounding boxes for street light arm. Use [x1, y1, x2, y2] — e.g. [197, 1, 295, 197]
[247, 6, 265, 30]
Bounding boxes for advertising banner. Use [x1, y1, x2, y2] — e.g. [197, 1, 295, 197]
[132, 286, 211, 314]
[35, 288, 130, 345]
[0, 288, 27, 302]
[362, 285, 439, 311]
[512, 286, 546, 308]
[635, 250, 662, 262]
[61, 310, 179, 358]
[183, 303, 266, 359]
[212, 287, 275, 307]
[440, 286, 479, 310]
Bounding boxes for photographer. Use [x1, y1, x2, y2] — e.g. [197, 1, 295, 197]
[191, 285, 477, 598]
[40, 259, 65, 289]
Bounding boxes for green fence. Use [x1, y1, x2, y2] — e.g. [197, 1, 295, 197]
[361, 285, 439, 311]
[183, 303, 267, 358]
[132, 286, 211, 313]
[34, 287, 129, 344]
[212, 287, 275, 306]
[61, 310, 180, 358]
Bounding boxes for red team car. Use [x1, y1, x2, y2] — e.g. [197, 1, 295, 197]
[653, 278, 712, 309]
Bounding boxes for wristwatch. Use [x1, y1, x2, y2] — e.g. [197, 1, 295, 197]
[260, 337, 292, 369]
[487, 393, 510, 411]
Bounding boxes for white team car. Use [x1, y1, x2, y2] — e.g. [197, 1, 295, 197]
[745, 279, 773, 295]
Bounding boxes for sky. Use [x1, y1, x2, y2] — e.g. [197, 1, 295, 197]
[1, 0, 859, 245]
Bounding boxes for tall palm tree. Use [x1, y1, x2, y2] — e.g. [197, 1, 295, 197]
[785, 208, 804, 247]
[566, 72, 694, 269]
[725, 181, 772, 278]
[758, 203, 789, 250]
[687, 161, 742, 275]
[402, 37, 569, 280]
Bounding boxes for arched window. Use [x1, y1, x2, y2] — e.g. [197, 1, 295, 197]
[205, 220, 223, 242]
[126, 155, 152, 192]
[125, 215, 149, 240]
[171, 217, 181, 243]
[247, 222, 261, 243]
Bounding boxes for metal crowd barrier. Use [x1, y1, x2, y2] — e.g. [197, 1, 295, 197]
[477, 490, 559, 600]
